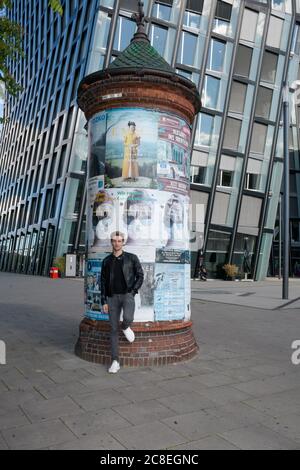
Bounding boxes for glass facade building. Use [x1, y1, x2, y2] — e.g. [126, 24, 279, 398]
[0, 0, 300, 280]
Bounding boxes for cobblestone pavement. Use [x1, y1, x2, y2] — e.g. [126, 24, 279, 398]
[0, 272, 299, 450]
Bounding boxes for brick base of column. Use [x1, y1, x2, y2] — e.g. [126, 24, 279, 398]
[75, 318, 199, 367]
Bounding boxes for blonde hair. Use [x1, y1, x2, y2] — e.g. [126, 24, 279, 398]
[110, 231, 125, 242]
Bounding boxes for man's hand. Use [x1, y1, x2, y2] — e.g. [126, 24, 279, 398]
[103, 304, 109, 314]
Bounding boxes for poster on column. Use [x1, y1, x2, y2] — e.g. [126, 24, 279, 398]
[85, 254, 110, 321]
[153, 263, 190, 321]
[89, 112, 107, 178]
[87, 107, 192, 323]
[120, 262, 156, 323]
[157, 114, 191, 196]
[89, 187, 189, 252]
[105, 108, 158, 189]
[160, 191, 190, 250]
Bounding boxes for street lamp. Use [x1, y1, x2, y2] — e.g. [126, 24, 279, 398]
[282, 82, 289, 299]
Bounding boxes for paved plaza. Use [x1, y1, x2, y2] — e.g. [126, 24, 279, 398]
[0, 272, 299, 450]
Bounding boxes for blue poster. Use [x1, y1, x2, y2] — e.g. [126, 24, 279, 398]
[85, 255, 109, 321]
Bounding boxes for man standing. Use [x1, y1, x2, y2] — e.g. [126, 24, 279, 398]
[101, 231, 144, 373]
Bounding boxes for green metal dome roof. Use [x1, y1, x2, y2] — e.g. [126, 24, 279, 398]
[107, 1, 175, 75]
[108, 38, 175, 74]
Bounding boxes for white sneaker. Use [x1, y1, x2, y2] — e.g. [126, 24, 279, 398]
[108, 360, 120, 374]
[122, 327, 135, 343]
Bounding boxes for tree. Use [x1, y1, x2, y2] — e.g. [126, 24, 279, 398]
[0, 0, 62, 123]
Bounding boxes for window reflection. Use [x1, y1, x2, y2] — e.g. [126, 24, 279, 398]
[150, 24, 168, 56]
[152, 0, 172, 22]
[183, 0, 203, 29]
[177, 31, 198, 66]
[202, 75, 220, 109]
[212, 0, 232, 36]
[207, 38, 226, 73]
[195, 113, 214, 147]
[113, 16, 136, 51]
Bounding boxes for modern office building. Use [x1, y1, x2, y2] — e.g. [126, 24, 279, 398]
[0, 0, 300, 280]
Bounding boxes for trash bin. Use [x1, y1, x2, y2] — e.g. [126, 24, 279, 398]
[49, 267, 59, 279]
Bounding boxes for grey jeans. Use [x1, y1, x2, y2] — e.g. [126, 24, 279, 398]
[107, 293, 135, 361]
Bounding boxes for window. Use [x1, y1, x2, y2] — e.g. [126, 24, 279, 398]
[213, 0, 232, 36]
[234, 44, 252, 77]
[266, 15, 283, 49]
[250, 123, 268, 154]
[113, 16, 136, 51]
[195, 113, 214, 147]
[217, 169, 233, 187]
[183, 0, 203, 29]
[255, 86, 273, 120]
[190, 166, 207, 185]
[150, 24, 168, 56]
[272, 0, 285, 11]
[119, 0, 139, 11]
[238, 196, 262, 236]
[229, 81, 247, 114]
[240, 9, 258, 43]
[177, 31, 198, 67]
[261, 51, 278, 84]
[202, 76, 220, 109]
[246, 158, 262, 190]
[40, 160, 49, 189]
[152, 1, 173, 22]
[245, 173, 261, 190]
[207, 39, 226, 72]
[223, 118, 242, 151]
[42, 190, 52, 221]
[291, 221, 300, 242]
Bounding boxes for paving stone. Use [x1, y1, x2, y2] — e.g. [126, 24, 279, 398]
[232, 374, 300, 398]
[113, 399, 176, 425]
[33, 381, 91, 400]
[70, 389, 132, 412]
[1, 365, 57, 391]
[197, 385, 254, 406]
[0, 407, 30, 431]
[221, 367, 267, 383]
[61, 408, 131, 437]
[170, 436, 240, 450]
[162, 410, 243, 441]
[2, 419, 76, 450]
[116, 383, 170, 403]
[78, 374, 129, 391]
[44, 368, 94, 385]
[157, 377, 208, 395]
[260, 413, 300, 444]
[0, 433, 9, 450]
[118, 368, 165, 385]
[111, 421, 186, 450]
[0, 390, 45, 412]
[220, 425, 299, 450]
[20, 396, 83, 422]
[157, 392, 216, 415]
[244, 388, 300, 417]
[48, 433, 126, 450]
[148, 364, 200, 380]
[0, 380, 9, 392]
[192, 372, 237, 388]
[54, 358, 93, 371]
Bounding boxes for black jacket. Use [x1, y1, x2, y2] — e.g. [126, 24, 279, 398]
[100, 251, 144, 305]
